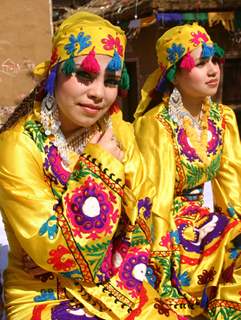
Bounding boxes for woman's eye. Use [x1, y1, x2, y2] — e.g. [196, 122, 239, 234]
[196, 60, 206, 67]
[105, 78, 120, 87]
[75, 70, 93, 82]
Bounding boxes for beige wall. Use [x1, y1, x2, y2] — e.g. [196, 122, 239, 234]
[0, 0, 52, 123]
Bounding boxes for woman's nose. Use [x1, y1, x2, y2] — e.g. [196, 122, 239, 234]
[87, 79, 104, 102]
[207, 60, 219, 76]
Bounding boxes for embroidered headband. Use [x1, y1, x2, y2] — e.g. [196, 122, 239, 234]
[134, 23, 224, 118]
[33, 11, 129, 95]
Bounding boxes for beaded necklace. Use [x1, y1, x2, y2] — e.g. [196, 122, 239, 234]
[168, 88, 210, 165]
[40, 94, 111, 166]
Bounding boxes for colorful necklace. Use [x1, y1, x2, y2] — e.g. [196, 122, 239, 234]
[168, 88, 210, 165]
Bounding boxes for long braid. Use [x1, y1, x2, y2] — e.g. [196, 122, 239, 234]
[0, 87, 40, 134]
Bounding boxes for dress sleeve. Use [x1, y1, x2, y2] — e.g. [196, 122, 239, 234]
[0, 131, 125, 282]
[134, 114, 176, 251]
[212, 106, 241, 216]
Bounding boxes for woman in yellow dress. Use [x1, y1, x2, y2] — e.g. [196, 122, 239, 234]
[0, 11, 179, 320]
[134, 23, 241, 319]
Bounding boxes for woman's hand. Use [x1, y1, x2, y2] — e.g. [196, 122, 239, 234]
[90, 127, 124, 162]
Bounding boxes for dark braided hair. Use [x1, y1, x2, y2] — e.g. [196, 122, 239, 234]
[0, 85, 45, 134]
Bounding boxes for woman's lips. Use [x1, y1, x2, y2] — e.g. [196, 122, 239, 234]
[206, 80, 219, 87]
[79, 104, 102, 115]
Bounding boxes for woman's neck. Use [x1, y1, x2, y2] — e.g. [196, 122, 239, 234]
[181, 96, 204, 119]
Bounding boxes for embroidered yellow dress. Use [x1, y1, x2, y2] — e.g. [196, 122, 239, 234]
[0, 101, 180, 320]
[134, 101, 241, 319]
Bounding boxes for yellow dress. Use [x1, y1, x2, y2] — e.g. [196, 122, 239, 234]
[0, 101, 180, 320]
[134, 101, 241, 319]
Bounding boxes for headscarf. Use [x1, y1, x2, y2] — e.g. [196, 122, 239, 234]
[134, 23, 224, 118]
[33, 11, 129, 96]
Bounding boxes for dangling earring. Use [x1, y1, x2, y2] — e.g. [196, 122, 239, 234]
[41, 93, 60, 136]
[168, 87, 185, 124]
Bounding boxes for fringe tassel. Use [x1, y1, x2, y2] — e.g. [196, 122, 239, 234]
[119, 64, 130, 90]
[155, 74, 167, 93]
[201, 43, 214, 59]
[213, 42, 225, 58]
[107, 50, 122, 72]
[62, 55, 76, 75]
[180, 51, 195, 71]
[166, 64, 177, 82]
[200, 285, 208, 309]
[80, 47, 100, 73]
[45, 64, 58, 96]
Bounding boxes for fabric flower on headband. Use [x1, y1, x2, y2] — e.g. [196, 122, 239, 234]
[33, 11, 129, 96]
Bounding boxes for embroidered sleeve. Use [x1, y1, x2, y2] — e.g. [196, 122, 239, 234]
[0, 131, 125, 283]
[212, 106, 241, 217]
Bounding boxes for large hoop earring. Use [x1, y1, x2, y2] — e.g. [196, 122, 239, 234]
[40, 94, 60, 136]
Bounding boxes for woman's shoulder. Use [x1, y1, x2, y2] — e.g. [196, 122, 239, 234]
[0, 112, 39, 155]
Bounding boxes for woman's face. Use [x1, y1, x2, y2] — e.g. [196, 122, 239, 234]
[174, 46, 220, 102]
[55, 54, 121, 136]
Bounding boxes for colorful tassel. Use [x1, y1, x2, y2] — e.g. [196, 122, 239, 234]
[80, 47, 100, 73]
[180, 50, 195, 71]
[155, 74, 167, 92]
[213, 42, 225, 58]
[200, 286, 208, 309]
[62, 55, 76, 75]
[45, 64, 58, 96]
[166, 64, 177, 82]
[119, 64, 130, 90]
[201, 43, 214, 59]
[107, 50, 122, 72]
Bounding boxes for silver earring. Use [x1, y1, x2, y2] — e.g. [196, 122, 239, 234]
[168, 87, 188, 126]
[41, 94, 60, 136]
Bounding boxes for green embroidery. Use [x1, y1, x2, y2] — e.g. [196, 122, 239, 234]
[209, 102, 221, 122]
[77, 241, 110, 276]
[24, 120, 47, 152]
[208, 306, 241, 320]
[206, 153, 221, 181]
[181, 160, 205, 189]
[70, 163, 98, 181]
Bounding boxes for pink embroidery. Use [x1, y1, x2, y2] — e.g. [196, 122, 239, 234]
[101, 34, 123, 57]
[190, 31, 209, 46]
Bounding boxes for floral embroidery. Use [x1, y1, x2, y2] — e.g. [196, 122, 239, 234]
[197, 267, 216, 285]
[33, 289, 56, 302]
[64, 176, 120, 239]
[154, 298, 171, 317]
[167, 43, 185, 64]
[44, 144, 71, 186]
[47, 245, 76, 271]
[39, 215, 58, 240]
[190, 31, 209, 46]
[138, 197, 152, 219]
[101, 34, 123, 56]
[51, 300, 99, 320]
[176, 208, 229, 253]
[64, 32, 91, 55]
[116, 248, 149, 298]
[24, 120, 47, 152]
